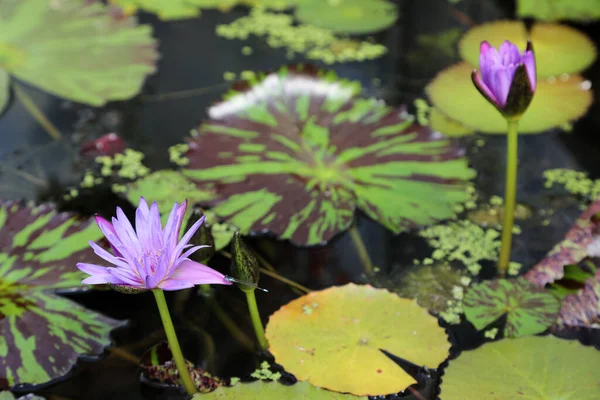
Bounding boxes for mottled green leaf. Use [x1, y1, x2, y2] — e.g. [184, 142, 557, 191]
[196, 381, 366, 399]
[294, 0, 398, 34]
[463, 277, 560, 338]
[517, 0, 600, 22]
[182, 65, 475, 245]
[0, 201, 125, 388]
[440, 336, 600, 400]
[0, 0, 158, 106]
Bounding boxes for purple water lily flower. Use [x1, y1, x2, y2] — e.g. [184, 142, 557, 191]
[77, 197, 232, 291]
[472, 40, 536, 118]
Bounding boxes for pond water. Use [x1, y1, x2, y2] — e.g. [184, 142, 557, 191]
[1, 0, 600, 399]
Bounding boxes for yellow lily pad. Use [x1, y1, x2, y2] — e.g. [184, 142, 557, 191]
[195, 381, 366, 399]
[440, 336, 600, 399]
[265, 284, 450, 396]
[426, 62, 593, 134]
[459, 21, 596, 78]
[429, 107, 474, 137]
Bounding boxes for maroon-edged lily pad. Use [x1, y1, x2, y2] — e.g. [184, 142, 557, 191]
[0, 201, 125, 389]
[182, 65, 475, 246]
[525, 200, 600, 329]
[463, 277, 560, 338]
[525, 199, 600, 285]
[140, 342, 223, 393]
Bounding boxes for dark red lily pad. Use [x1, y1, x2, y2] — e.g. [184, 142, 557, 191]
[0, 201, 125, 388]
[182, 65, 475, 245]
[525, 200, 600, 329]
[525, 199, 600, 286]
[140, 342, 224, 393]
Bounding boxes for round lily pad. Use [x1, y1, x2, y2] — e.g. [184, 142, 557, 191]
[440, 335, 600, 399]
[183, 65, 475, 246]
[463, 277, 560, 338]
[294, 0, 398, 34]
[0, 201, 125, 388]
[196, 381, 365, 399]
[426, 62, 593, 134]
[517, 0, 600, 22]
[0, 0, 158, 112]
[265, 284, 450, 396]
[459, 21, 596, 78]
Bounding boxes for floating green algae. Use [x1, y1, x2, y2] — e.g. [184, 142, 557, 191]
[544, 168, 600, 202]
[216, 8, 387, 64]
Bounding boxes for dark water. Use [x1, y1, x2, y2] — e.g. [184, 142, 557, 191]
[2, 0, 600, 399]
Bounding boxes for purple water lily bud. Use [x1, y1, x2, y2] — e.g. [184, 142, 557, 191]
[472, 40, 536, 119]
[77, 197, 232, 292]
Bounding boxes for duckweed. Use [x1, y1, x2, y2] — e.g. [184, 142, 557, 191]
[544, 168, 600, 202]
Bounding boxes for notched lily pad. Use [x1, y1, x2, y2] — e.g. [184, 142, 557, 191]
[294, 0, 398, 34]
[458, 21, 596, 78]
[183, 65, 475, 246]
[427, 62, 593, 134]
[463, 277, 560, 338]
[0, 201, 125, 388]
[440, 336, 600, 399]
[265, 283, 451, 396]
[140, 342, 223, 392]
[0, 0, 158, 113]
[196, 381, 366, 399]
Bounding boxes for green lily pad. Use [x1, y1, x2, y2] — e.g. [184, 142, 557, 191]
[183, 65, 475, 246]
[517, 0, 600, 22]
[463, 277, 560, 338]
[459, 21, 596, 78]
[195, 381, 366, 399]
[440, 335, 600, 400]
[294, 0, 398, 34]
[0, 201, 125, 388]
[266, 284, 451, 396]
[426, 62, 593, 134]
[0, 0, 157, 114]
[429, 107, 474, 137]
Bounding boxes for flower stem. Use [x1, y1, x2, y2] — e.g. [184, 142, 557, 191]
[349, 224, 374, 275]
[244, 290, 268, 351]
[497, 119, 520, 277]
[152, 289, 197, 395]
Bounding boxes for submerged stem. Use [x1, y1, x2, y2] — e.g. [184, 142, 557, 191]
[244, 290, 268, 351]
[349, 224, 374, 275]
[12, 82, 63, 141]
[208, 297, 255, 351]
[152, 289, 197, 395]
[497, 119, 520, 277]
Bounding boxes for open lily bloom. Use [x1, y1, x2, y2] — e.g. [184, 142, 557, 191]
[472, 40, 536, 118]
[77, 197, 231, 291]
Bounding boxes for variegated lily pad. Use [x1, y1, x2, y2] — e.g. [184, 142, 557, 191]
[463, 278, 560, 338]
[0, 0, 158, 114]
[182, 65, 475, 246]
[0, 201, 125, 388]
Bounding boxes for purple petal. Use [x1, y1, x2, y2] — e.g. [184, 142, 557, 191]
[170, 260, 232, 285]
[177, 245, 211, 263]
[95, 215, 123, 257]
[89, 241, 129, 269]
[135, 207, 152, 248]
[472, 70, 500, 107]
[522, 50, 536, 92]
[108, 268, 143, 287]
[77, 263, 120, 284]
[157, 279, 196, 291]
[171, 215, 206, 263]
[163, 201, 187, 250]
[489, 64, 513, 107]
[138, 197, 150, 219]
[479, 41, 500, 88]
[148, 202, 164, 249]
[499, 40, 521, 66]
[112, 208, 142, 255]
